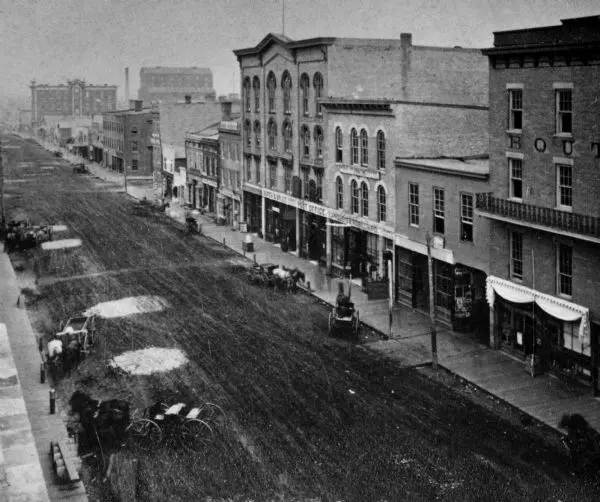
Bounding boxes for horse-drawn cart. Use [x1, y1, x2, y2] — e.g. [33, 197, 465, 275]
[72, 163, 87, 174]
[246, 263, 278, 288]
[57, 314, 97, 357]
[328, 296, 360, 337]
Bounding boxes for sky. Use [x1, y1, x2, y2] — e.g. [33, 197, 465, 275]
[0, 0, 598, 106]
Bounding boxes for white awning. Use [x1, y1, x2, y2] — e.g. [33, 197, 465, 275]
[486, 276, 589, 340]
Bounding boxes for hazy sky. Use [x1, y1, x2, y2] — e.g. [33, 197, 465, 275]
[1, 0, 598, 104]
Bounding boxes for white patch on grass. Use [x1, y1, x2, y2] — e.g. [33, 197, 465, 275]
[41, 166, 55, 170]
[41, 238, 82, 250]
[83, 295, 169, 318]
[108, 347, 188, 375]
[51, 225, 68, 232]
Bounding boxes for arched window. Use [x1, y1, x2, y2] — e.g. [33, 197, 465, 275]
[377, 130, 386, 170]
[267, 72, 276, 113]
[351, 180, 359, 214]
[314, 126, 323, 158]
[268, 119, 277, 150]
[282, 71, 292, 113]
[360, 129, 368, 165]
[254, 121, 261, 148]
[244, 119, 251, 148]
[283, 120, 292, 152]
[377, 185, 386, 222]
[336, 176, 344, 209]
[350, 128, 358, 165]
[361, 182, 369, 217]
[301, 125, 310, 158]
[243, 78, 251, 112]
[300, 73, 310, 116]
[335, 127, 343, 163]
[253, 77, 260, 112]
[313, 72, 323, 115]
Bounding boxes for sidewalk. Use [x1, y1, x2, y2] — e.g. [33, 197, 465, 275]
[58, 148, 600, 434]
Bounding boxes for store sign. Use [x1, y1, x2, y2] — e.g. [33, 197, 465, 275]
[339, 165, 380, 180]
[243, 183, 262, 196]
[332, 213, 395, 240]
[262, 188, 299, 208]
[298, 199, 330, 218]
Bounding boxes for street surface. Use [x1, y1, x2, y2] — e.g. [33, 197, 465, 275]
[2, 134, 600, 501]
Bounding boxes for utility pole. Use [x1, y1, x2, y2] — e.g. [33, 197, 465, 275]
[426, 232, 438, 369]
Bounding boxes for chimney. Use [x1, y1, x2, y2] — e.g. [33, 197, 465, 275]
[184, 95, 192, 104]
[220, 101, 232, 121]
[125, 67, 130, 104]
[400, 33, 412, 49]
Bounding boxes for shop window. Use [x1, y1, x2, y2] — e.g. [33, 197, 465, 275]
[253, 76, 260, 112]
[282, 72, 292, 114]
[510, 231, 523, 280]
[350, 129, 358, 164]
[460, 193, 474, 242]
[351, 180, 359, 214]
[509, 157, 523, 200]
[313, 72, 323, 115]
[433, 187, 445, 235]
[360, 129, 368, 166]
[435, 262, 453, 311]
[377, 186, 386, 222]
[361, 182, 369, 217]
[332, 226, 345, 267]
[335, 127, 343, 163]
[366, 233, 379, 270]
[557, 243, 572, 297]
[557, 164, 572, 210]
[300, 73, 310, 116]
[409, 183, 419, 226]
[267, 72, 276, 113]
[377, 130, 385, 170]
[336, 176, 344, 209]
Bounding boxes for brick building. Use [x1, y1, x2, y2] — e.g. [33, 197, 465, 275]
[102, 100, 154, 177]
[217, 112, 243, 226]
[31, 79, 117, 132]
[477, 16, 600, 391]
[138, 67, 215, 104]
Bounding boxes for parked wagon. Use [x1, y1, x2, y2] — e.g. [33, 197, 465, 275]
[246, 263, 278, 288]
[72, 163, 87, 174]
[328, 295, 360, 337]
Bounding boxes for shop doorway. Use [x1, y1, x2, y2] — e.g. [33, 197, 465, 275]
[411, 253, 429, 311]
[347, 228, 365, 277]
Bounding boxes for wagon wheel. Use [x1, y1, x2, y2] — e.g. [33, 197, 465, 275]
[197, 402, 226, 425]
[180, 418, 213, 452]
[128, 418, 163, 451]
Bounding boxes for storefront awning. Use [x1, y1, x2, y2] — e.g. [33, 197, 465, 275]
[486, 276, 589, 339]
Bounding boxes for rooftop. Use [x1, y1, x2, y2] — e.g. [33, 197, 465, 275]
[395, 157, 489, 179]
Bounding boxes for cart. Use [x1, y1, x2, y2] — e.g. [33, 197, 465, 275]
[72, 163, 87, 174]
[56, 314, 97, 358]
[246, 263, 278, 288]
[328, 299, 360, 337]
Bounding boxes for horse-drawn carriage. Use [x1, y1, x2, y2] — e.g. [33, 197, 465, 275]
[328, 294, 360, 337]
[247, 263, 278, 288]
[72, 163, 87, 174]
[3, 220, 53, 253]
[246, 263, 305, 293]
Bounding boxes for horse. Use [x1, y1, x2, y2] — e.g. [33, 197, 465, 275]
[558, 413, 600, 471]
[69, 390, 130, 452]
[62, 339, 81, 377]
[272, 266, 294, 293]
[281, 266, 305, 293]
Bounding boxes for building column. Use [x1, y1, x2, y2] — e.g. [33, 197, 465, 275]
[295, 208, 301, 255]
[489, 301, 497, 349]
[378, 234, 385, 278]
[240, 192, 246, 223]
[261, 195, 266, 237]
[326, 218, 332, 273]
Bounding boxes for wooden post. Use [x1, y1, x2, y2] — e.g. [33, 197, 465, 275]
[426, 233, 438, 369]
[388, 259, 393, 339]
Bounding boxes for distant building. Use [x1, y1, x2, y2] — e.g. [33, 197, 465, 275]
[30, 79, 117, 132]
[18, 109, 32, 133]
[138, 67, 216, 104]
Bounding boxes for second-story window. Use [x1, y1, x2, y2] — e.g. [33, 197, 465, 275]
[283, 121, 292, 152]
[243, 77, 251, 112]
[302, 125, 310, 158]
[313, 72, 323, 115]
[267, 72, 276, 113]
[268, 120, 277, 150]
[314, 126, 323, 158]
[245, 155, 252, 181]
[361, 182, 369, 217]
[300, 73, 310, 116]
[269, 160, 277, 189]
[351, 180, 359, 214]
[557, 164, 572, 210]
[131, 140, 138, 152]
[255, 157, 261, 183]
[244, 120, 251, 148]
[557, 243, 573, 297]
[284, 163, 292, 192]
[254, 121, 261, 149]
[511, 231, 523, 280]
[316, 170, 323, 203]
[509, 157, 523, 200]
[460, 193, 474, 242]
[282, 72, 292, 114]
[350, 128, 358, 164]
[253, 76, 260, 112]
[377, 131, 385, 170]
[556, 88, 573, 135]
[335, 127, 343, 163]
[509, 89, 523, 130]
[433, 187, 445, 234]
[360, 129, 368, 166]
[336, 176, 344, 209]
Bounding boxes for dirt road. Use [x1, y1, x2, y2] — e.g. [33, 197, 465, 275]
[3, 134, 599, 501]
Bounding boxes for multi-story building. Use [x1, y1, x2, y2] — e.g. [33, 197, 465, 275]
[31, 79, 117, 131]
[477, 16, 600, 391]
[138, 67, 215, 104]
[102, 100, 154, 177]
[217, 112, 243, 227]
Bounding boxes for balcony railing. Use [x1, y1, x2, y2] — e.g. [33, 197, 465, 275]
[476, 192, 600, 239]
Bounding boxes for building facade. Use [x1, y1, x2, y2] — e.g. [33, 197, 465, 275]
[139, 67, 216, 104]
[31, 79, 117, 131]
[478, 16, 600, 391]
[218, 117, 243, 226]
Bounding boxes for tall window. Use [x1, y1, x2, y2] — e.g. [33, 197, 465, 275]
[360, 129, 368, 166]
[509, 158, 523, 200]
[284, 163, 292, 192]
[245, 155, 252, 181]
[269, 160, 277, 189]
[254, 121, 261, 148]
[409, 183, 419, 226]
[433, 187, 445, 234]
[377, 186, 386, 222]
[360, 182, 369, 217]
[300, 73, 310, 116]
[460, 193, 474, 242]
[131, 140, 138, 152]
[313, 72, 323, 115]
[268, 120, 277, 150]
[302, 167, 309, 198]
[557, 164, 572, 209]
[267, 72, 276, 113]
[244, 120, 252, 148]
[314, 127, 323, 158]
[253, 76, 260, 112]
[511, 232, 523, 280]
[131, 159, 138, 171]
[316, 170, 323, 203]
[302, 125, 310, 158]
[508, 89, 523, 130]
[558, 243, 573, 297]
[282, 72, 292, 113]
[335, 127, 343, 163]
[377, 131, 385, 170]
[336, 176, 344, 209]
[351, 180, 359, 214]
[243, 77, 251, 112]
[556, 88, 573, 134]
[255, 157, 261, 183]
[350, 128, 358, 164]
[283, 121, 292, 152]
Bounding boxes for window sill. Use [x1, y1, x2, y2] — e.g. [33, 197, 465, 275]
[410, 223, 419, 228]
[507, 197, 523, 203]
[506, 129, 522, 135]
[555, 205, 573, 213]
[554, 133, 573, 139]
[510, 277, 523, 283]
[558, 293, 573, 301]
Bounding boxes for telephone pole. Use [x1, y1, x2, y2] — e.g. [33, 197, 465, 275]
[426, 233, 438, 369]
